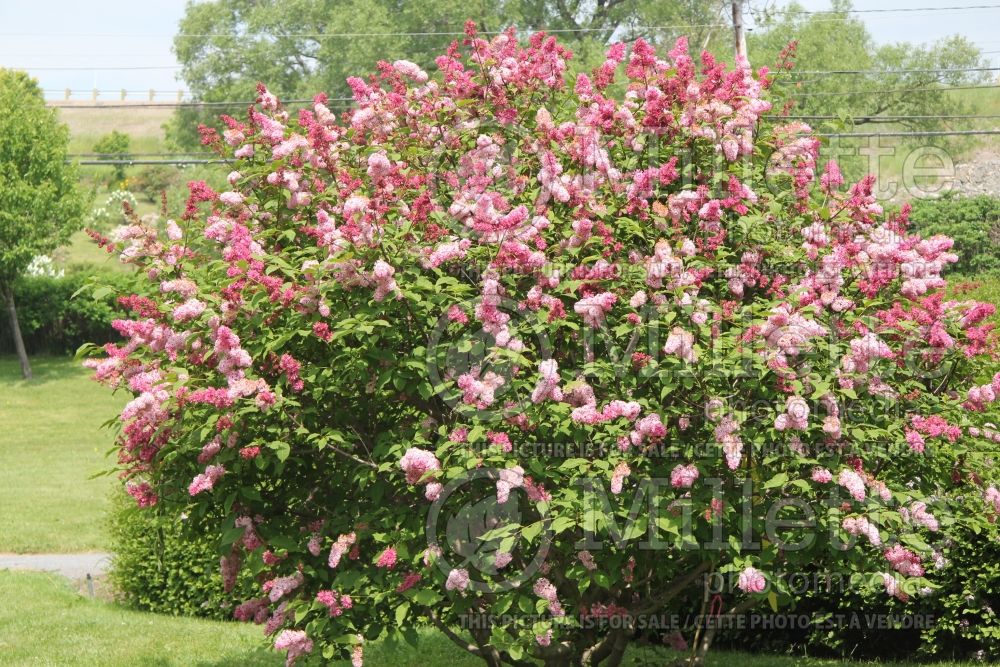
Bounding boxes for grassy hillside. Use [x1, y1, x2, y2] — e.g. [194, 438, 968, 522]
[55, 103, 174, 146]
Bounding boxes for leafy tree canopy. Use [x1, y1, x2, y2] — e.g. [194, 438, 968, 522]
[169, 0, 989, 147]
[749, 0, 988, 128]
[0, 69, 84, 283]
[168, 0, 730, 146]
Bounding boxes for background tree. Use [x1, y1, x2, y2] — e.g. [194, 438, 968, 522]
[168, 0, 730, 147]
[0, 69, 85, 379]
[170, 0, 990, 147]
[93, 130, 132, 185]
[749, 0, 988, 128]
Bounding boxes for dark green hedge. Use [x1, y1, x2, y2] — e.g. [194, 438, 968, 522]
[715, 492, 1000, 662]
[107, 492, 257, 620]
[0, 270, 134, 355]
[909, 194, 1000, 276]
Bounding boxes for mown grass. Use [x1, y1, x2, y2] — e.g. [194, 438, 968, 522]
[332, 632, 983, 667]
[53, 229, 130, 273]
[0, 571, 279, 666]
[0, 356, 123, 553]
[0, 570, 986, 667]
[949, 274, 1000, 321]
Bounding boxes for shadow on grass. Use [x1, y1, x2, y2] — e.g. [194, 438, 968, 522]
[0, 355, 88, 387]
[129, 650, 280, 667]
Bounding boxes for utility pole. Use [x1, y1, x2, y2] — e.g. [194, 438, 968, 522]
[731, 0, 748, 63]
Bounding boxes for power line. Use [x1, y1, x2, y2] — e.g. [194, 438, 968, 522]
[818, 129, 1000, 137]
[43, 89, 356, 101]
[788, 66, 1000, 75]
[0, 24, 728, 39]
[11, 5, 1000, 41]
[24, 63, 1000, 76]
[791, 84, 1000, 97]
[767, 114, 1000, 120]
[0, 51, 177, 56]
[48, 102, 268, 109]
[47, 99, 352, 109]
[69, 153, 216, 158]
[781, 2, 1000, 15]
[12, 65, 181, 71]
[74, 159, 226, 165]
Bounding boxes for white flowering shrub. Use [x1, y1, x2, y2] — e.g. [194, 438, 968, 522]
[88, 189, 139, 232]
[24, 255, 63, 279]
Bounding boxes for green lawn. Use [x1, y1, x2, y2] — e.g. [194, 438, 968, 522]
[0, 570, 279, 666]
[950, 274, 1000, 324]
[0, 356, 123, 552]
[0, 569, 986, 667]
[337, 632, 980, 667]
[53, 229, 131, 273]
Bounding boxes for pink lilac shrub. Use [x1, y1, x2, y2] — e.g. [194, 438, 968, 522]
[85, 23, 1000, 666]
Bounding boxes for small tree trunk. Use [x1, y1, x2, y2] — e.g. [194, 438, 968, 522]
[1, 282, 32, 379]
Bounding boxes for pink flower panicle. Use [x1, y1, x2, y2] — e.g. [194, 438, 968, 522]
[316, 589, 353, 617]
[496, 466, 525, 503]
[843, 516, 881, 546]
[533, 577, 565, 617]
[274, 630, 313, 667]
[188, 464, 225, 496]
[399, 447, 440, 485]
[610, 461, 631, 495]
[328, 533, 357, 569]
[737, 567, 766, 594]
[445, 568, 470, 592]
[375, 547, 397, 569]
[837, 469, 866, 502]
[670, 464, 699, 489]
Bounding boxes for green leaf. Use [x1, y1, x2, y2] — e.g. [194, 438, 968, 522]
[395, 601, 410, 625]
[267, 440, 291, 462]
[763, 472, 788, 489]
[411, 589, 441, 606]
[550, 516, 576, 535]
[521, 521, 544, 542]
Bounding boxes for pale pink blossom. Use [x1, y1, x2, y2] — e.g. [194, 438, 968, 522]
[610, 461, 630, 495]
[737, 567, 766, 593]
[219, 191, 244, 206]
[399, 448, 440, 485]
[663, 327, 696, 363]
[274, 630, 313, 666]
[838, 469, 866, 502]
[188, 464, 225, 495]
[670, 464, 699, 489]
[811, 468, 833, 484]
[496, 466, 525, 503]
[446, 568, 470, 591]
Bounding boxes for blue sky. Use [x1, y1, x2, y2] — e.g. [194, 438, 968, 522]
[0, 1, 187, 99]
[1, 1, 997, 100]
